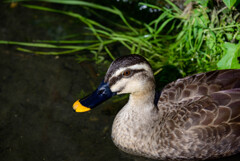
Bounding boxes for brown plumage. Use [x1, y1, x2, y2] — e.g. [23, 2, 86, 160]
[153, 69, 240, 160]
[108, 56, 240, 160]
[75, 55, 240, 160]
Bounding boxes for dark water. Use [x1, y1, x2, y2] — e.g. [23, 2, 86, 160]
[1, 3, 240, 161]
[0, 3, 149, 161]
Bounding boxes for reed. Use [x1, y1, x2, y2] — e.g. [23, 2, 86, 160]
[1, 0, 240, 76]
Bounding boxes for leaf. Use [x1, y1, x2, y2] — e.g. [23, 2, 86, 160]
[217, 42, 240, 69]
[223, 0, 237, 9]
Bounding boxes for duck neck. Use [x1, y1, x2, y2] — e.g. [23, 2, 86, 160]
[128, 89, 155, 110]
[112, 88, 159, 157]
[127, 89, 159, 125]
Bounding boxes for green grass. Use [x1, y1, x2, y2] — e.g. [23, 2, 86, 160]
[1, 0, 240, 76]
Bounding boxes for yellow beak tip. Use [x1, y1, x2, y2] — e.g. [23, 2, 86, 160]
[73, 100, 91, 112]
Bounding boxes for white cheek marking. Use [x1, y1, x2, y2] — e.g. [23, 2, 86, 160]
[110, 63, 151, 80]
[110, 74, 145, 94]
[110, 79, 126, 93]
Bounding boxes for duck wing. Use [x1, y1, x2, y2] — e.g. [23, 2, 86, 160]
[158, 69, 240, 158]
[158, 69, 240, 103]
[180, 89, 240, 158]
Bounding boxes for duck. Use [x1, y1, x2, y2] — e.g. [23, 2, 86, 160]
[73, 54, 240, 160]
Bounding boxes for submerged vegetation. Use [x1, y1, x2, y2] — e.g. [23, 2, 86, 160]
[1, 0, 240, 76]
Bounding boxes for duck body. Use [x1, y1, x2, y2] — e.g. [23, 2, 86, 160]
[112, 69, 240, 160]
[73, 55, 240, 160]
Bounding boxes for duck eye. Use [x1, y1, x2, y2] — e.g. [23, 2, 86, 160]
[122, 70, 131, 77]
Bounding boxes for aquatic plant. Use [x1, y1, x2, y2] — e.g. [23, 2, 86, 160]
[223, 0, 240, 9]
[1, 0, 240, 76]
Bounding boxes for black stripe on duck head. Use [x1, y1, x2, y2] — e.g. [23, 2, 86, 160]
[104, 54, 152, 83]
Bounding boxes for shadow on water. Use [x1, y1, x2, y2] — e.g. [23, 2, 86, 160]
[0, 2, 240, 161]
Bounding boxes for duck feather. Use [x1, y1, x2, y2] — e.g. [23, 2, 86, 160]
[156, 69, 240, 159]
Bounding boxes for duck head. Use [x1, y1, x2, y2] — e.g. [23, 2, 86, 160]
[73, 54, 155, 112]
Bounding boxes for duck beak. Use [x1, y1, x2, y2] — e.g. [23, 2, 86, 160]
[73, 81, 116, 112]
